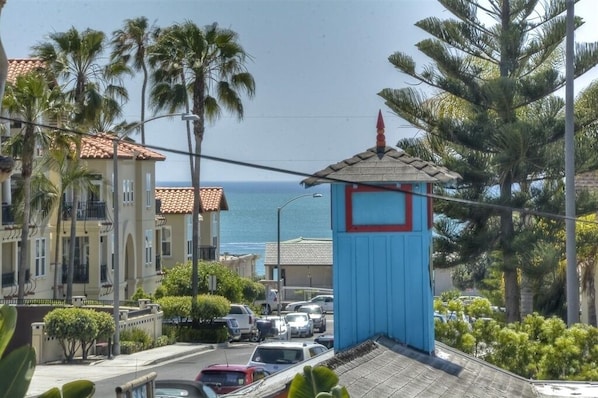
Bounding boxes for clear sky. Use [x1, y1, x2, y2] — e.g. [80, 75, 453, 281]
[2, 1, 598, 183]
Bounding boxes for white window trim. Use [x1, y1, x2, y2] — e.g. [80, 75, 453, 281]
[145, 230, 153, 266]
[162, 226, 172, 257]
[35, 238, 46, 277]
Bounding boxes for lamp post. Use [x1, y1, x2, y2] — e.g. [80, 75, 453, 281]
[112, 112, 198, 356]
[276, 193, 322, 314]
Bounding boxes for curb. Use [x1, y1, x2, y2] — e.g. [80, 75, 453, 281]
[142, 344, 216, 366]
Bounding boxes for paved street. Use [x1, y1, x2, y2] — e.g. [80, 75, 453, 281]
[27, 316, 334, 397]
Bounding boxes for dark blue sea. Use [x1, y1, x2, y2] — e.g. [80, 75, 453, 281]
[158, 181, 332, 276]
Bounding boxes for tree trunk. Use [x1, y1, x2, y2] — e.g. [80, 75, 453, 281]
[53, 201, 63, 299]
[520, 274, 534, 318]
[17, 125, 34, 302]
[66, 186, 79, 303]
[587, 264, 596, 327]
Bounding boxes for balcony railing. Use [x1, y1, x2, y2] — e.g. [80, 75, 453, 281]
[2, 204, 15, 225]
[1, 269, 30, 287]
[1, 271, 14, 287]
[62, 201, 107, 221]
[199, 246, 217, 261]
[61, 263, 89, 284]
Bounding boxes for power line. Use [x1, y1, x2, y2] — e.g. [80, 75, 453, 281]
[1, 115, 594, 226]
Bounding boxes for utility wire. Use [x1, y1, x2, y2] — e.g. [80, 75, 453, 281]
[1, 115, 595, 226]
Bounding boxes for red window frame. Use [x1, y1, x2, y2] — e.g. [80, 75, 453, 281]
[344, 184, 413, 232]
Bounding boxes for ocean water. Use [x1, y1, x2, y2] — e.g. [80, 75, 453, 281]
[159, 180, 332, 276]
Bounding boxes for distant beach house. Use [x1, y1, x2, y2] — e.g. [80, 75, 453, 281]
[154, 187, 229, 268]
[264, 237, 332, 290]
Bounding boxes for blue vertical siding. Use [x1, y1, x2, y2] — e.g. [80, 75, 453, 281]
[331, 182, 435, 354]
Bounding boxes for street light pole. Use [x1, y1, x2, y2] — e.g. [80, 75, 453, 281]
[276, 193, 322, 314]
[112, 112, 198, 356]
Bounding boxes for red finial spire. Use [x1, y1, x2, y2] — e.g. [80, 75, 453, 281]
[376, 110, 386, 155]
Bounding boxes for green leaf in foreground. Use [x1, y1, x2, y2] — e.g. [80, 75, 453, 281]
[0, 345, 36, 398]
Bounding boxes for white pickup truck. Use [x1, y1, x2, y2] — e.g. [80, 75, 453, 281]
[254, 288, 279, 315]
[227, 304, 259, 341]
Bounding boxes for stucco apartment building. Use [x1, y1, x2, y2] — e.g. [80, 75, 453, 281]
[0, 58, 230, 302]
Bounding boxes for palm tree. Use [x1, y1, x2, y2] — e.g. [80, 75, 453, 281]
[110, 17, 158, 144]
[149, 21, 255, 299]
[32, 26, 127, 301]
[39, 141, 98, 299]
[2, 71, 61, 301]
[379, 0, 598, 323]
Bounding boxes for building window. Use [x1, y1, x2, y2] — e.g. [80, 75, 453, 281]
[162, 226, 172, 257]
[186, 215, 193, 260]
[35, 238, 46, 276]
[123, 180, 134, 204]
[145, 230, 153, 266]
[146, 173, 152, 208]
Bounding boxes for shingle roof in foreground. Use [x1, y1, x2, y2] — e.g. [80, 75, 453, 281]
[230, 335, 580, 398]
[301, 146, 461, 187]
[325, 337, 541, 398]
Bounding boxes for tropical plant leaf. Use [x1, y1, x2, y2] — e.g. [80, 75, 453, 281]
[288, 365, 346, 398]
[0, 305, 17, 357]
[37, 388, 62, 398]
[61, 380, 95, 398]
[0, 345, 36, 398]
[37, 380, 95, 398]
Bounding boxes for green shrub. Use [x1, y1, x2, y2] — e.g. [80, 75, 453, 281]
[93, 311, 116, 342]
[120, 328, 152, 350]
[176, 326, 228, 343]
[155, 335, 170, 347]
[131, 287, 151, 301]
[176, 327, 205, 342]
[191, 294, 230, 322]
[157, 296, 192, 321]
[44, 308, 99, 362]
[119, 340, 143, 355]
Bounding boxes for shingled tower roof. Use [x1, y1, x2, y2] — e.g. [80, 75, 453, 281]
[302, 111, 461, 187]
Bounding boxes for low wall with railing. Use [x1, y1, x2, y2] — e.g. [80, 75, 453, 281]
[31, 297, 163, 364]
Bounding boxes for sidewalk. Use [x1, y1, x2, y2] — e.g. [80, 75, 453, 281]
[26, 343, 214, 398]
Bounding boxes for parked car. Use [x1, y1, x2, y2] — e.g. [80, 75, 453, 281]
[287, 294, 334, 313]
[264, 315, 291, 340]
[195, 364, 270, 394]
[213, 316, 242, 342]
[155, 379, 217, 398]
[256, 316, 291, 341]
[314, 334, 334, 349]
[284, 312, 313, 337]
[298, 304, 327, 332]
[227, 304, 259, 341]
[247, 341, 328, 374]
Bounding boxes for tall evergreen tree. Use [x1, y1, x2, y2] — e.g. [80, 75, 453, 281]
[148, 21, 255, 300]
[379, 0, 598, 322]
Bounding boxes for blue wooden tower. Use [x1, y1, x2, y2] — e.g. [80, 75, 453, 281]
[302, 111, 460, 354]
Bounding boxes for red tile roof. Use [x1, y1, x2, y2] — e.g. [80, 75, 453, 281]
[79, 133, 166, 161]
[7, 58, 46, 84]
[155, 187, 229, 214]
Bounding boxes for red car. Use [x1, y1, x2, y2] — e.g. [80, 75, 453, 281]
[195, 364, 270, 394]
